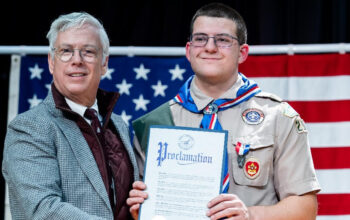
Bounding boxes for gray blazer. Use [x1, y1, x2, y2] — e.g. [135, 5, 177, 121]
[2, 91, 139, 220]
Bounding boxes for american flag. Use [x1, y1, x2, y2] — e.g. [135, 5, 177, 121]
[12, 52, 350, 219]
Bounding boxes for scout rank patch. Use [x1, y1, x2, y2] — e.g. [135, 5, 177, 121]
[295, 116, 307, 133]
[242, 108, 264, 125]
[244, 157, 261, 179]
[282, 103, 307, 133]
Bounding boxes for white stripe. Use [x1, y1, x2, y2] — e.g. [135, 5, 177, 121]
[237, 89, 260, 103]
[221, 88, 259, 108]
[239, 146, 245, 155]
[5, 55, 20, 220]
[316, 169, 350, 194]
[307, 122, 350, 147]
[1, 44, 350, 55]
[8, 55, 21, 124]
[222, 178, 229, 190]
[174, 95, 182, 103]
[317, 215, 350, 220]
[251, 75, 350, 101]
[209, 114, 217, 129]
[222, 175, 229, 193]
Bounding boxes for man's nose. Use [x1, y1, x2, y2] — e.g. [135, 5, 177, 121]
[205, 37, 218, 52]
[71, 49, 84, 63]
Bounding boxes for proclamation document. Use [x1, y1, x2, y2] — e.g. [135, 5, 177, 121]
[139, 125, 228, 220]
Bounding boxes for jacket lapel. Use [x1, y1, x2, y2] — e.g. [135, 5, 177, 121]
[44, 92, 111, 210]
[56, 117, 111, 209]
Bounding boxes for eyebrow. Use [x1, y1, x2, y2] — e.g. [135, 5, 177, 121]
[57, 43, 98, 48]
[192, 32, 235, 37]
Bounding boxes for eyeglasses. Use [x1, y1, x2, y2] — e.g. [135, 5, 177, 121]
[52, 46, 100, 63]
[190, 33, 239, 48]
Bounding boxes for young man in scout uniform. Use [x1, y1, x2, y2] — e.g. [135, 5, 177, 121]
[127, 3, 320, 220]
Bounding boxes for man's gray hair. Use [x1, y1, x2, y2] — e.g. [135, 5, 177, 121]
[46, 12, 109, 61]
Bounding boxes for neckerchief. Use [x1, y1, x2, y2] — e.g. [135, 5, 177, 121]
[173, 73, 261, 193]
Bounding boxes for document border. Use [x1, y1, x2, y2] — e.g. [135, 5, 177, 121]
[138, 125, 228, 220]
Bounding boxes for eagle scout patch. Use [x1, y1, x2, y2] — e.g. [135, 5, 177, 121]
[242, 108, 264, 125]
[295, 116, 307, 133]
[244, 157, 261, 179]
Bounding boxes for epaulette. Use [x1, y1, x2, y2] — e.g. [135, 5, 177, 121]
[255, 91, 283, 103]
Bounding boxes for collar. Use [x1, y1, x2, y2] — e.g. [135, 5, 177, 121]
[190, 74, 244, 111]
[65, 98, 99, 124]
[51, 83, 120, 126]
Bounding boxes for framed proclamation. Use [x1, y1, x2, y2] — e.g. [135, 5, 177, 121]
[139, 125, 228, 220]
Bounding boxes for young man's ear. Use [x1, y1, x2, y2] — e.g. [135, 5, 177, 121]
[185, 42, 191, 62]
[238, 44, 249, 64]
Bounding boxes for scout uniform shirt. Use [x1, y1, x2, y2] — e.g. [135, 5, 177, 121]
[133, 74, 321, 206]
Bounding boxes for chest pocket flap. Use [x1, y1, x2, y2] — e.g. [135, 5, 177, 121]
[232, 134, 274, 187]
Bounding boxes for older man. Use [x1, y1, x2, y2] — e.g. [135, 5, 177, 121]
[2, 12, 138, 219]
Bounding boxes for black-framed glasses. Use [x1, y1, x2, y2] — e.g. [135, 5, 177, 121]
[52, 46, 100, 63]
[190, 33, 239, 48]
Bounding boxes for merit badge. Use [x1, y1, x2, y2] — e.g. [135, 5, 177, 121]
[242, 108, 264, 125]
[295, 116, 307, 133]
[244, 157, 261, 179]
[203, 103, 218, 114]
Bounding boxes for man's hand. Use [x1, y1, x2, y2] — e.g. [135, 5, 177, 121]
[207, 194, 250, 220]
[126, 181, 148, 220]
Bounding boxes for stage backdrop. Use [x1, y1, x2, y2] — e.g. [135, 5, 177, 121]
[7, 52, 350, 220]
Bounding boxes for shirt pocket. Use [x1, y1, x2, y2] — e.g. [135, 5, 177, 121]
[231, 134, 274, 187]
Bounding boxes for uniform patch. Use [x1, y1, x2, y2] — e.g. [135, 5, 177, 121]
[295, 116, 307, 133]
[242, 108, 264, 125]
[244, 157, 261, 179]
[283, 103, 298, 118]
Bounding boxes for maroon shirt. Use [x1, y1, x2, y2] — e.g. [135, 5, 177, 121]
[52, 84, 133, 220]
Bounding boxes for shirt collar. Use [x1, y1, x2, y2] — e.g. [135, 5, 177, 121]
[65, 97, 99, 123]
[190, 74, 244, 111]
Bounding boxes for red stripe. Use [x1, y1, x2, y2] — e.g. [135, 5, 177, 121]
[317, 194, 350, 215]
[176, 94, 183, 103]
[222, 174, 229, 185]
[239, 54, 350, 77]
[312, 147, 350, 169]
[288, 100, 350, 123]
[219, 85, 258, 108]
[209, 114, 216, 129]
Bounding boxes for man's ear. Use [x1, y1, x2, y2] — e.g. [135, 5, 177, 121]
[185, 42, 191, 62]
[101, 56, 109, 76]
[48, 53, 54, 74]
[238, 44, 249, 64]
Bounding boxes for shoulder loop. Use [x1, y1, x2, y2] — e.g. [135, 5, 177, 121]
[282, 102, 299, 118]
[255, 91, 283, 103]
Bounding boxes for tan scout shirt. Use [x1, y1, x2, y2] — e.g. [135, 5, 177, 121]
[134, 75, 321, 206]
[170, 77, 320, 206]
